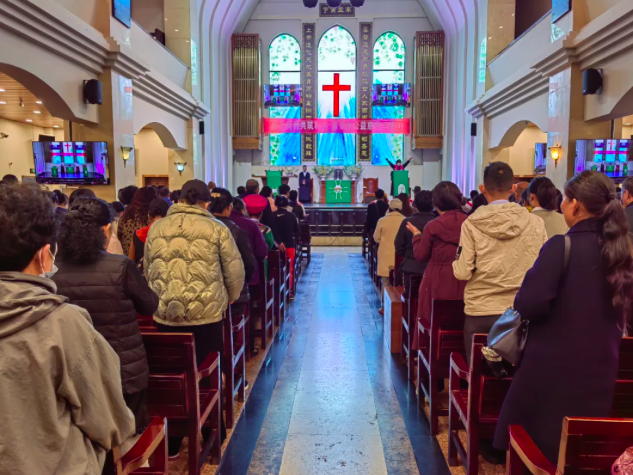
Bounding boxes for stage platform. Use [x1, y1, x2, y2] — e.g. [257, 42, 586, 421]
[303, 203, 366, 246]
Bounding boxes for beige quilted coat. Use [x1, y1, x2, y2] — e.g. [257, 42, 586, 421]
[374, 210, 406, 277]
[144, 203, 245, 326]
[453, 202, 548, 316]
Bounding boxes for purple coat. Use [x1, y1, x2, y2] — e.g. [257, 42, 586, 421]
[231, 209, 269, 285]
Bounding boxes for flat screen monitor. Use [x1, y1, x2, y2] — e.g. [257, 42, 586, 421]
[575, 139, 631, 181]
[263, 84, 302, 107]
[33, 141, 110, 185]
[372, 84, 411, 107]
[534, 143, 547, 175]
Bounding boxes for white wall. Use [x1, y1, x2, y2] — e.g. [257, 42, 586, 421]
[0, 119, 63, 180]
[133, 128, 169, 187]
[132, 0, 165, 34]
[508, 126, 547, 176]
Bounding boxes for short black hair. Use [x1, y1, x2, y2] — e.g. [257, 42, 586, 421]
[158, 187, 170, 198]
[233, 197, 245, 212]
[622, 177, 633, 197]
[470, 190, 479, 200]
[69, 188, 96, 206]
[279, 184, 291, 195]
[118, 185, 138, 206]
[483, 162, 514, 194]
[375, 189, 385, 200]
[52, 190, 68, 206]
[0, 184, 57, 271]
[237, 186, 246, 196]
[1, 174, 18, 185]
[260, 186, 273, 198]
[149, 198, 170, 218]
[209, 187, 233, 214]
[110, 201, 125, 214]
[432, 181, 463, 212]
[414, 190, 433, 212]
[289, 190, 298, 202]
[413, 186, 422, 195]
[528, 176, 558, 211]
[276, 195, 289, 209]
[170, 190, 181, 203]
[58, 198, 112, 264]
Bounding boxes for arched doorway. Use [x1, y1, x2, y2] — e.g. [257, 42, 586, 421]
[134, 122, 183, 189]
[490, 120, 548, 179]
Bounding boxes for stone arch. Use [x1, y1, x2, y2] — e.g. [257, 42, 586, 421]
[134, 122, 180, 150]
[495, 120, 547, 149]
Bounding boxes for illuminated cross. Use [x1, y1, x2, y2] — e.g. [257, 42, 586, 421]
[322, 73, 351, 118]
[63, 143, 73, 153]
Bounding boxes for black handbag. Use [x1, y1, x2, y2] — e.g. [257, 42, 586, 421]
[485, 234, 571, 366]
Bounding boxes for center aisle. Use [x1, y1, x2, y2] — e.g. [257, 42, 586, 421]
[218, 247, 451, 475]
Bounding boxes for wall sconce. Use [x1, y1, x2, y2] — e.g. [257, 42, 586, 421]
[120, 146, 133, 167]
[175, 162, 187, 175]
[549, 145, 562, 167]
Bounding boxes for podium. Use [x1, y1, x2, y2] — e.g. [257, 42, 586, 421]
[393, 170, 410, 195]
[319, 179, 358, 204]
[252, 174, 297, 187]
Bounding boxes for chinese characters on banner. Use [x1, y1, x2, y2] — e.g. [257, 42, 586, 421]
[358, 22, 373, 162]
[319, 3, 355, 17]
[302, 23, 316, 162]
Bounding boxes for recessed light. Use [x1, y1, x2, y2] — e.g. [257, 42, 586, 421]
[53, 125, 60, 128]
[175, 29, 179, 32]
[186, 40, 190, 43]
[0, 89, 4, 92]
[0, 101, 5, 105]
[36, 100, 42, 104]
[488, 36, 492, 40]
[512, 13, 515, 16]
[626, 123, 632, 126]
[26, 119, 32, 123]
[499, 26, 504, 29]
[165, 18, 168, 21]
[34, 111, 41, 114]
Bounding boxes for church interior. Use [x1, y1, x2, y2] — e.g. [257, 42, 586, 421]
[2, 0, 633, 474]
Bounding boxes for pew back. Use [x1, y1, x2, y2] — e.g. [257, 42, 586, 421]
[613, 337, 633, 418]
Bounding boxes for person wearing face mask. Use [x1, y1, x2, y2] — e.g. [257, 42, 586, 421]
[0, 184, 135, 474]
[53, 197, 159, 438]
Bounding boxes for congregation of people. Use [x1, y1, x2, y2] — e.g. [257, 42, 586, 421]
[0, 173, 308, 474]
[366, 162, 633, 465]
[1, 160, 633, 473]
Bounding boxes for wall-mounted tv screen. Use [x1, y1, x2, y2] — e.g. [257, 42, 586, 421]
[263, 84, 302, 107]
[33, 141, 110, 185]
[372, 84, 411, 107]
[575, 139, 631, 181]
[534, 143, 547, 175]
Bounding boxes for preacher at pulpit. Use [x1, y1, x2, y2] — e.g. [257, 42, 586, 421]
[299, 165, 311, 203]
[386, 158, 411, 197]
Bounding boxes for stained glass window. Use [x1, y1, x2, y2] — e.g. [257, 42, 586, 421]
[372, 32, 405, 165]
[317, 26, 356, 166]
[269, 34, 301, 166]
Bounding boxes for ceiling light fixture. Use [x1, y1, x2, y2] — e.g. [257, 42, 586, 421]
[26, 119, 32, 123]
[0, 101, 5, 105]
[175, 29, 179, 32]
[36, 100, 42, 104]
[53, 125, 60, 128]
[0, 89, 4, 92]
[34, 111, 41, 114]
[499, 26, 504, 29]
[626, 123, 632, 126]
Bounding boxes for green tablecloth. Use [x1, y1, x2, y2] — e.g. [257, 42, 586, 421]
[325, 180, 352, 204]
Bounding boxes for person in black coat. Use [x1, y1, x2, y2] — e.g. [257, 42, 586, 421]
[494, 171, 633, 464]
[395, 190, 435, 295]
[53, 197, 159, 434]
[210, 188, 257, 315]
[274, 195, 300, 298]
[365, 189, 389, 234]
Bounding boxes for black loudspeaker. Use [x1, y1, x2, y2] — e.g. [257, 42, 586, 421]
[471, 123, 477, 137]
[327, 0, 342, 6]
[303, 0, 318, 6]
[199, 121, 205, 135]
[583, 69, 603, 95]
[350, 0, 365, 6]
[83, 79, 103, 105]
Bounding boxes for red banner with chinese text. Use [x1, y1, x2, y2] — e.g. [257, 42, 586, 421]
[263, 118, 410, 135]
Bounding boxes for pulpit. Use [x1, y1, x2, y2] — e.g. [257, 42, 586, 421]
[252, 174, 297, 186]
[319, 180, 357, 204]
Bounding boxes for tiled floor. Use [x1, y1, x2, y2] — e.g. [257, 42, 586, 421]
[210, 247, 505, 475]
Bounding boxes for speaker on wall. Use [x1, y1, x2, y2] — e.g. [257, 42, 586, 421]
[326, 0, 342, 6]
[83, 79, 103, 105]
[350, 0, 365, 6]
[583, 69, 603, 96]
[199, 121, 205, 135]
[303, 0, 318, 6]
[470, 123, 477, 137]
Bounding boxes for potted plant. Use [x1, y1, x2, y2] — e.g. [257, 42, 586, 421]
[313, 165, 333, 180]
[344, 164, 363, 180]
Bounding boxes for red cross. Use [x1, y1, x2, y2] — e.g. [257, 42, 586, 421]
[322, 73, 351, 118]
[63, 142, 73, 153]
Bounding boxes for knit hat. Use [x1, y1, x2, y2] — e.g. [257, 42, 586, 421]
[389, 198, 403, 211]
[244, 194, 268, 215]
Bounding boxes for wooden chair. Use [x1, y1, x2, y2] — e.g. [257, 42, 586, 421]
[300, 222, 311, 265]
[249, 260, 275, 352]
[143, 333, 222, 474]
[448, 333, 514, 475]
[401, 274, 422, 382]
[107, 417, 168, 475]
[268, 250, 286, 326]
[613, 337, 633, 418]
[507, 418, 633, 475]
[418, 299, 467, 435]
[284, 254, 292, 303]
[223, 308, 246, 429]
[363, 178, 379, 203]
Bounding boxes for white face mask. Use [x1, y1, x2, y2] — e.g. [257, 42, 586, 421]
[39, 248, 58, 279]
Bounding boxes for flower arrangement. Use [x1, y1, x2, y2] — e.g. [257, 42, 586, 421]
[344, 164, 363, 179]
[281, 166, 298, 176]
[313, 165, 333, 179]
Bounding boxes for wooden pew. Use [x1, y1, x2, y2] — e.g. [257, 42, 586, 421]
[268, 250, 286, 326]
[223, 308, 246, 429]
[138, 314, 157, 333]
[300, 222, 311, 265]
[613, 337, 633, 418]
[507, 418, 633, 475]
[448, 333, 514, 475]
[249, 260, 275, 352]
[362, 229, 369, 261]
[384, 285, 405, 354]
[107, 417, 168, 475]
[389, 254, 404, 287]
[401, 274, 422, 382]
[418, 299, 467, 435]
[143, 333, 222, 474]
[284, 254, 292, 304]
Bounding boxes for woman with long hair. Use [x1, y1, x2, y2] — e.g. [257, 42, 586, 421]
[528, 177, 568, 238]
[117, 186, 158, 254]
[397, 192, 413, 217]
[53, 198, 159, 437]
[494, 171, 633, 463]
